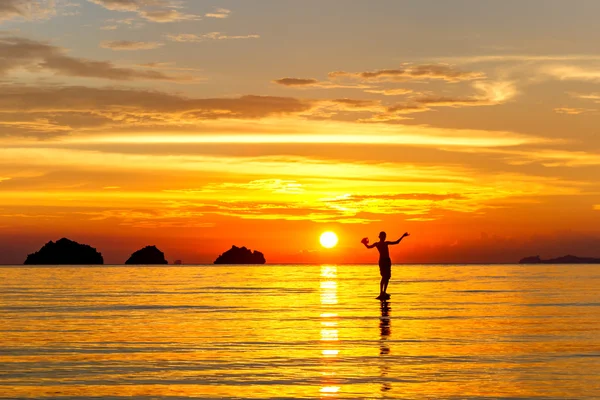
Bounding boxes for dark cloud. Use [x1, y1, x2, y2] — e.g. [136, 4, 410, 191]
[329, 64, 485, 82]
[0, 84, 313, 136]
[272, 77, 368, 90]
[0, 36, 189, 81]
[0, 0, 55, 22]
[330, 98, 379, 108]
[100, 40, 164, 50]
[273, 78, 320, 86]
[416, 96, 484, 106]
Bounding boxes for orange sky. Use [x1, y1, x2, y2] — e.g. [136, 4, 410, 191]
[1, 1, 600, 264]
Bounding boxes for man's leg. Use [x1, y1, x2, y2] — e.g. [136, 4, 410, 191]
[382, 278, 389, 294]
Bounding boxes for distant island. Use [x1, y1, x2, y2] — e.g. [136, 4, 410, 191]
[125, 246, 168, 265]
[24, 238, 103, 265]
[214, 246, 266, 264]
[519, 255, 600, 264]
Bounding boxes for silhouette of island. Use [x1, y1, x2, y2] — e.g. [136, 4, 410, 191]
[125, 245, 168, 265]
[519, 255, 600, 264]
[24, 238, 103, 265]
[214, 245, 266, 264]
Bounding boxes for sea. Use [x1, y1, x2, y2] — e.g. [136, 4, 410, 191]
[0, 264, 599, 399]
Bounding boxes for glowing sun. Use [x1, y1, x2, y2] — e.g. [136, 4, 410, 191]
[320, 231, 339, 249]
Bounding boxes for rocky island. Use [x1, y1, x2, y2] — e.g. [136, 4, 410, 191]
[214, 245, 266, 264]
[24, 238, 104, 265]
[519, 255, 600, 264]
[125, 245, 168, 265]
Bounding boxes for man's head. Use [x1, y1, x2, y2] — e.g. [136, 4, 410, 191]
[379, 231, 386, 241]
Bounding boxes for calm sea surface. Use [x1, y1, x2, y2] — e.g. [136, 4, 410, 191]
[0, 264, 599, 399]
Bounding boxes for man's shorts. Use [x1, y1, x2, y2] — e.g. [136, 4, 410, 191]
[379, 257, 392, 280]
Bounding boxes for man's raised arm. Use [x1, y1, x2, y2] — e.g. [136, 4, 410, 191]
[388, 232, 410, 245]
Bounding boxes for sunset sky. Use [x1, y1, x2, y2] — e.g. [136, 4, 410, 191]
[2, 0, 600, 264]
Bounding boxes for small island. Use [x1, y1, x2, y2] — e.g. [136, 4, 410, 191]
[519, 255, 600, 264]
[24, 238, 104, 265]
[125, 245, 168, 265]
[214, 245, 266, 264]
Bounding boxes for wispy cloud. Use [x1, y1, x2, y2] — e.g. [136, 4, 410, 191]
[0, 0, 57, 22]
[274, 78, 320, 86]
[364, 88, 413, 96]
[362, 81, 517, 122]
[167, 32, 260, 42]
[0, 35, 190, 81]
[416, 81, 517, 107]
[438, 54, 600, 64]
[554, 107, 593, 115]
[0, 148, 585, 224]
[139, 8, 198, 22]
[0, 82, 538, 144]
[100, 40, 163, 50]
[541, 65, 600, 82]
[88, 0, 200, 23]
[205, 8, 231, 19]
[272, 77, 369, 90]
[0, 84, 311, 136]
[571, 92, 600, 103]
[329, 64, 485, 83]
[167, 179, 305, 195]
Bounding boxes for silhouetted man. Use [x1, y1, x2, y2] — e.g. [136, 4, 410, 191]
[362, 231, 410, 300]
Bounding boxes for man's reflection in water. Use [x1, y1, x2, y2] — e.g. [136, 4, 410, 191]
[379, 301, 392, 393]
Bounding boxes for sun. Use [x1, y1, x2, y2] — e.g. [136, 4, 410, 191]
[320, 231, 339, 249]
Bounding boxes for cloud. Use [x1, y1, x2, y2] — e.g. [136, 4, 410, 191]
[168, 179, 305, 195]
[364, 88, 413, 96]
[272, 77, 370, 90]
[0, 35, 189, 81]
[0, 0, 57, 22]
[554, 107, 593, 115]
[0, 81, 535, 145]
[87, 0, 199, 23]
[205, 8, 230, 18]
[329, 64, 485, 83]
[167, 32, 260, 42]
[0, 147, 585, 225]
[362, 81, 517, 122]
[140, 9, 198, 22]
[305, 98, 385, 119]
[438, 54, 600, 65]
[0, 84, 312, 136]
[88, 0, 141, 12]
[74, 207, 214, 229]
[542, 65, 600, 82]
[498, 149, 600, 167]
[318, 192, 472, 218]
[100, 40, 164, 50]
[136, 62, 201, 72]
[274, 78, 320, 86]
[272, 65, 488, 96]
[571, 93, 600, 103]
[0, 83, 544, 147]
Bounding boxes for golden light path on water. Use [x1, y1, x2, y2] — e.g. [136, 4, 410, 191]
[320, 265, 340, 397]
[0, 264, 599, 399]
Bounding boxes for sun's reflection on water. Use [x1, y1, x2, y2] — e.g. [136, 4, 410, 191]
[320, 265, 340, 398]
[379, 301, 392, 394]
